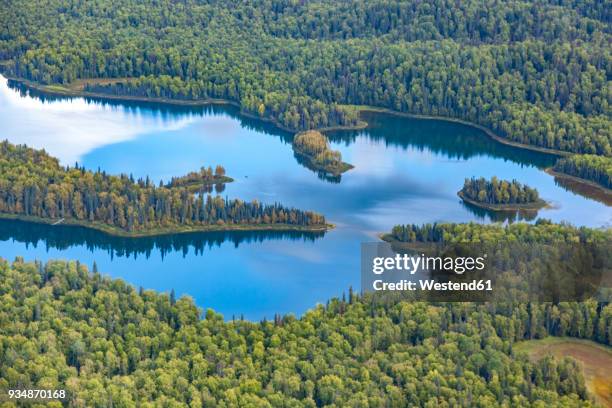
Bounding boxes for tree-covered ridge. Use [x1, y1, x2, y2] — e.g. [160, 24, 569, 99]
[255, 0, 609, 42]
[1, 0, 610, 155]
[2, 256, 609, 407]
[0, 141, 326, 235]
[292, 130, 353, 177]
[552, 155, 612, 189]
[388, 219, 611, 244]
[460, 177, 542, 206]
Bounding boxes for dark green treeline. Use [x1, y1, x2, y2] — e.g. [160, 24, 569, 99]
[0, 254, 603, 406]
[0, 141, 326, 233]
[1, 0, 610, 154]
[553, 154, 612, 189]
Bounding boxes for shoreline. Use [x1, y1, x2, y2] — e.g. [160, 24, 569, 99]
[355, 106, 571, 157]
[3, 74, 572, 155]
[377, 235, 444, 254]
[7, 74, 609, 200]
[457, 191, 548, 211]
[0, 213, 333, 238]
[545, 168, 612, 194]
[544, 168, 612, 206]
[167, 175, 234, 190]
[2, 74, 368, 134]
[292, 146, 354, 177]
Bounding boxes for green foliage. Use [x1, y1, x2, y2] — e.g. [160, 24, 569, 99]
[388, 220, 611, 305]
[294, 131, 331, 157]
[1, 0, 610, 154]
[166, 166, 227, 188]
[0, 141, 326, 233]
[1, 256, 606, 406]
[293, 130, 347, 170]
[166, 165, 231, 194]
[461, 177, 541, 205]
[553, 154, 612, 189]
[293, 130, 353, 179]
[389, 219, 610, 244]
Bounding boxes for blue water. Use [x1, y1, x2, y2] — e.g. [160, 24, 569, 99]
[0, 75, 610, 319]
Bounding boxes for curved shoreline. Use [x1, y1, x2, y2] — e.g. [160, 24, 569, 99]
[7, 74, 608, 202]
[3, 74, 570, 155]
[355, 106, 571, 157]
[545, 168, 612, 206]
[292, 132, 354, 177]
[2, 75, 368, 134]
[457, 191, 548, 211]
[0, 213, 333, 238]
[293, 149, 354, 176]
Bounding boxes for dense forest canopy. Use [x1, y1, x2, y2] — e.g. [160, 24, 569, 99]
[293, 131, 333, 158]
[385, 220, 611, 305]
[292, 130, 351, 173]
[0, 141, 326, 234]
[460, 177, 541, 205]
[388, 218, 611, 245]
[1, 253, 609, 406]
[552, 154, 612, 189]
[0, 0, 610, 154]
[165, 165, 232, 194]
[1, 2, 611, 405]
[166, 165, 229, 188]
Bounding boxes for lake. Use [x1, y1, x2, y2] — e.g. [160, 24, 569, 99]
[1, 75, 610, 319]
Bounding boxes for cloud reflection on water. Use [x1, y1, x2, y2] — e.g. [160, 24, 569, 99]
[0, 75, 197, 164]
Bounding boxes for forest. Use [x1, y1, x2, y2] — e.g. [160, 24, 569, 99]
[0, 0, 610, 155]
[387, 218, 610, 245]
[0, 1, 611, 406]
[385, 219, 611, 305]
[0, 141, 327, 235]
[2, 251, 609, 406]
[166, 165, 230, 188]
[165, 165, 233, 194]
[552, 155, 612, 189]
[460, 177, 543, 207]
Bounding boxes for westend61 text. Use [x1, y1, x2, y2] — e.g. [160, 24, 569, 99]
[373, 279, 493, 292]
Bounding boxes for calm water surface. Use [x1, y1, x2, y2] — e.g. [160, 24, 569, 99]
[1, 75, 610, 319]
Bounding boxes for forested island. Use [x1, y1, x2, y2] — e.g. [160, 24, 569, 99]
[1, 0, 610, 156]
[0, 141, 328, 236]
[165, 165, 233, 193]
[458, 177, 547, 211]
[292, 131, 353, 177]
[1, 219, 610, 405]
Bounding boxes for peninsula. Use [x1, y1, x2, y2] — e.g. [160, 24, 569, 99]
[0, 141, 330, 237]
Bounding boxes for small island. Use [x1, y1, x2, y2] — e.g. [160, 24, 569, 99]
[550, 155, 611, 190]
[458, 177, 547, 211]
[166, 165, 233, 192]
[292, 130, 354, 178]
